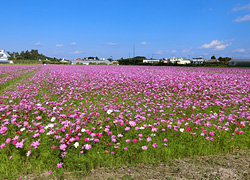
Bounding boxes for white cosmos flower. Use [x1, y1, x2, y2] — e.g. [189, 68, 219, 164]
[139, 127, 145, 130]
[74, 142, 79, 148]
[48, 124, 54, 128]
[20, 127, 25, 132]
[180, 128, 185, 133]
[81, 128, 86, 132]
[51, 117, 56, 122]
[107, 109, 113, 115]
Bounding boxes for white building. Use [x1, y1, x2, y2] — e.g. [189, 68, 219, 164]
[169, 57, 191, 64]
[143, 59, 161, 63]
[179, 58, 191, 64]
[0, 49, 10, 63]
[169, 57, 179, 64]
[60, 58, 69, 63]
[192, 57, 205, 64]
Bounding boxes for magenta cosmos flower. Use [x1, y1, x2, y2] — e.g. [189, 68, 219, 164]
[152, 143, 158, 148]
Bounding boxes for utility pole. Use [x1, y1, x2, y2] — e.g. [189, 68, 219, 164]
[152, 54, 155, 60]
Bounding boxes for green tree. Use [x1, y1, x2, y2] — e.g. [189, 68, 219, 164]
[211, 55, 216, 59]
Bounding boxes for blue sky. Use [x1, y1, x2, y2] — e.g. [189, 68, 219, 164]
[1, 0, 250, 60]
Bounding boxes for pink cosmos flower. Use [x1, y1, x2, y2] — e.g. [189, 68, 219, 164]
[0, 143, 5, 149]
[124, 147, 128, 151]
[26, 150, 31, 157]
[111, 151, 115, 155]
[36, 116, 42, 120]
[6, 138, 11, 144]
[125, 139, 130, 143]
[75, 136, 79, 140]
[152, 143, 158, 148]
[142, 146, 147, 150]
[147, 136, 152, 142]
[129, 121, 136, 127]
[125, 127, 130, 131]
[23, 122, 29, 127]
[32, 133, 40, 138]
[209, 132, 214, 136]
[133, 139, 138, 143]
[31, 140, 40, 149]
[85, 144, 92, 150]
[0, 127, 7, 134]
[16, 142, 24, 148]
[57, 162, 63, 168]
[60, 144, 67, 151]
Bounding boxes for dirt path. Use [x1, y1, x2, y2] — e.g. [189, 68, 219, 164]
[23, 149, 250, 180]
[83, 149, 250, 180]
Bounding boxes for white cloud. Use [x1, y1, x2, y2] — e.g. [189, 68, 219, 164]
[71, 42, 77, 45]
[154, 51, 164, 55]
[234, 14, 250, 22]
[56, 44, 63, 47]
[33, 42, 41, 46]
[215, 43, 232, 50]
[182, 49, 190, 53]
[209, 8, 213, 11]
[70, 51, 84, 54]
[141, 41, 151, 45]
[166, 50, 177, 53]
[233, 3, 250, 12]
[233, 48, 245, 53]
[104, 42, 118, 45]
[200, 40, 223, 49]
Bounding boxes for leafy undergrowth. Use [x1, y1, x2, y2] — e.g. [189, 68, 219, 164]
[1, 65, 250, 179]
[20, 148, 250, 180]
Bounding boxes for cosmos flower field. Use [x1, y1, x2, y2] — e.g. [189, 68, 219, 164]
[0, 65, 250, 178]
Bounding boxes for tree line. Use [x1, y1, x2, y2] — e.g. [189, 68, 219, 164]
[7, 49, 60, 61]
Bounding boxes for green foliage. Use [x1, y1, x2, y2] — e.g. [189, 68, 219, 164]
[118, 56, 146, 65]
[218, 57, 231, 65]
[8, 49, 61, 63]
